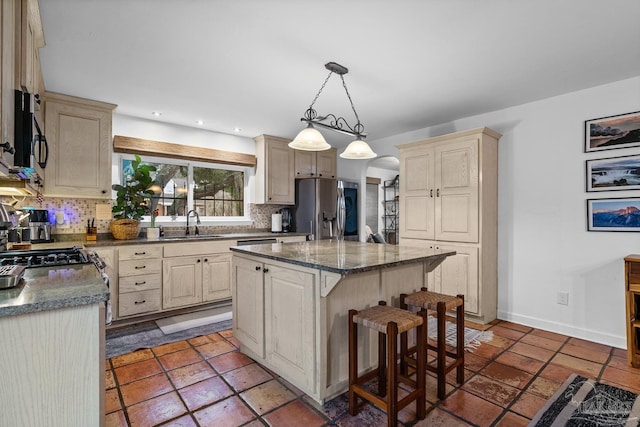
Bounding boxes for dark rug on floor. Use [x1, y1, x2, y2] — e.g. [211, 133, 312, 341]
[529, 373, 640, 426]
[105, 319, 232, 359]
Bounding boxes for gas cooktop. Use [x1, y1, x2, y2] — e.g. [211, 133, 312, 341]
[0, 246, 90, 268]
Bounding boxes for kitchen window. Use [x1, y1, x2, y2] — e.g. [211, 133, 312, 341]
[116, 154, 250, 225]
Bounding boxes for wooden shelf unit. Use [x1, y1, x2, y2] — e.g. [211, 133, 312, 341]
[625, 254, 640, 368]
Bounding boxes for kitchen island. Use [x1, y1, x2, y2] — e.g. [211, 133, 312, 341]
[230, 240, 454, 404]
[0, 264, 108, 427]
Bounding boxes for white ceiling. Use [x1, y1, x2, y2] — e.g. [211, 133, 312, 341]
[38, 0, 640, 150]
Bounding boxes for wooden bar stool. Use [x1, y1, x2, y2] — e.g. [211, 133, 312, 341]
[400, 288, 465, 400]
[348, 301, 426, 427]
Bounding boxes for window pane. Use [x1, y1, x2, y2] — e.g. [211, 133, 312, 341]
[193, 167, 244, 216]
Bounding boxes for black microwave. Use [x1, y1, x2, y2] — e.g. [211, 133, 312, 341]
[14, 89, 48, 171]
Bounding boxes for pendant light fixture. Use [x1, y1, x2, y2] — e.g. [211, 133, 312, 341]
[289, 62, 377, 159]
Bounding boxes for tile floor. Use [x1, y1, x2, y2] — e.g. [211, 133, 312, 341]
[105, 320, 640, 427]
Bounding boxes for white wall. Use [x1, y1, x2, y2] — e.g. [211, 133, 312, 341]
[353, 76, 640, 348]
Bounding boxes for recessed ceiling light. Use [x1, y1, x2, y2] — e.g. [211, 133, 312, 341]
[152, 111, 162, 116]
[195, 120, 204, 125]
[234, 127, 242, 133]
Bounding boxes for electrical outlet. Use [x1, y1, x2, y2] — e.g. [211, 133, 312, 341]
[557, 291, 569, 305]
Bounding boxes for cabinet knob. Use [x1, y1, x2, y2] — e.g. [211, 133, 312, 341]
[204, 258, 208, 262]
[255, 266, 261, 271]
[263, 268, 269, 273]
[430, 189, 433, 198]
[436, 189, 440, 197]
[319, 173, 322, 177]
[197, 259, 201, 263]
[134, 300, 146, 305]
[102, 190, 107, 194]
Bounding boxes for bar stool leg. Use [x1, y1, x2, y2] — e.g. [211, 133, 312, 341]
[378, 301, 387, 397]
[456, 294, 465, 384]
[436, 300, 447, 400]
[348, 309, 358, 415]
[387, 321, 398, 427]
[416, 318, 426, 420]
[399, 293, 408, 375]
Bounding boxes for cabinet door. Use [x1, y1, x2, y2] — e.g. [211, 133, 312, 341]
[434, 138, 479, 242]
[266, 139, 295, 204]
[203, 253, 231, 302]
[294, 150, 315, 177]
[264, 264, 316, 390]
[316, 149, 337, 178]
[44, 95, 114, 198]
[162, 257, 203, 309]
[232, 256, 265, 358]
[400, 148, 435, 239]
[434, 244, 479, 315]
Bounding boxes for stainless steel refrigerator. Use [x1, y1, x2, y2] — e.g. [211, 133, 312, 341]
[294, 178, 337, 240]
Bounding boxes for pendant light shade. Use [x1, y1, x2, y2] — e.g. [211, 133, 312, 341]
[340, 138, 377, 159]
[288, 123, 331, 151]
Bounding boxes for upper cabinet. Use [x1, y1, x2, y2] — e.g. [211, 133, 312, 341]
[253, 134, 294, 205]
[18, 0, 45, 95]
[294, 148, 337, 179]
[44, 92, 117, 198]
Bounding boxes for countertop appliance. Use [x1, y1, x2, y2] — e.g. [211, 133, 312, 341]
[14, 89, 48, 172]
[294, 178, 337, 240]
[26, 209, 52, 243]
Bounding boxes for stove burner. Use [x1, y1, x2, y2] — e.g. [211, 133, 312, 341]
[0, 246, 90, 268]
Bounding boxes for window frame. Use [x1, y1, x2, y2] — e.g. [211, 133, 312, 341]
[112, 153, 253, 226]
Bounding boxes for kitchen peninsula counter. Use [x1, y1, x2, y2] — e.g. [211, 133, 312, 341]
[230, 240, 454, 404]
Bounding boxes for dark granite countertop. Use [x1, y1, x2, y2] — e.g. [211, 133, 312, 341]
[0, 264, 109, 318]
[79, 231, 308, 247]
[230, 240, 455, 275]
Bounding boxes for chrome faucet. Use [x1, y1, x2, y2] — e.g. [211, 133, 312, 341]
[186, 209, 201, 236]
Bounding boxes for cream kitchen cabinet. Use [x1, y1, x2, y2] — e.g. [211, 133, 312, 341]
[253, 134, 295, 205]
[232, 254, 317, 391]
[163, 240, 231, 310]
[117, 245, 162, 318]
[398, 127, 500, 324]
[18, 0, 45, 95]
[43, 92, 116, 198]
[294, 148, 337, 178]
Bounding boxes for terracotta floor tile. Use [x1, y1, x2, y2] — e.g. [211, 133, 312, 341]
[472, 342, 504, 360]
[152, 340, 191, 356]
[567, 336, 612, 353]
[196, 340, 236, 359]
[120, 373, 173, 407]
[494, 410, 531, 427]
[226, 336, 242, 348]
[114, 358, 163, 385]
[105, 388, 122, 414]
[608, 355, 640, 373]
[480, 361, 533, 389]
[241, 379, 297, 415]
[205, 332, 226, 342]
[490, 324, 527, 341]
[262, 400, 327, 427]
[510, 390, 547, 419]
[495, 351, 544, 375]
[413, 407, 473, 426]
[187, 335, 212, 346]
[601, 365, 640, 390]
[126, 391, 187, 427]
[461, 374, 520, 407]
[519, 334, 564, 352]
[158, 348, 203, 370]
[222, 363, 273, 392]
[178, 376, 234, 411]
[525, 376, 561, 399]
[529, 328, 569, 343]
[111, 348, 155, 368]
[208, 351, 254, 374]
[440, 389, 503, 427]
[168, 360, 217, 389]
[159, 414, 198, 426]
[218, 329, 233, 339]
[538, 363, 573, 383]
[464, 353, 491, 372]
[549, 353, 602, 379]
[484, 334, 514, 350]
[509, 342, 555, 362]
[192, 395, 255, 427]
[105, 410, 128, 427]
[560, 342, 610, 364]
[613, 348, 627, 359]
[496, 321, 533, 333]
[106, 369, 116, 389]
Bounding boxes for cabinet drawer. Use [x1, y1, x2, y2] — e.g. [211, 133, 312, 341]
[119, 245, 163, 261]
[119, 259, 162, 276]
[118, 290, 161, 317]
[119, 273, 162, 293]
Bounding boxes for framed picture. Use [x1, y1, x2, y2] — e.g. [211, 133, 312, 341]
[585, 111, 640, 152]
[587, 197, 640, 231]
[586, 154, 640, 192]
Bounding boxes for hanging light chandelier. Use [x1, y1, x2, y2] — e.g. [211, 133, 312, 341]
[289, 62, 377, 159]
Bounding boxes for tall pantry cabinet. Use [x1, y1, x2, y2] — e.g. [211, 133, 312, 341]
[397, 127, 501, 324]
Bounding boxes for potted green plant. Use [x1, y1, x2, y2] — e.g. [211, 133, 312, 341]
[111, 155, 157, 240]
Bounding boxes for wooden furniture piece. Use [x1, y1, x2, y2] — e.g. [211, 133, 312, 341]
[349, 301, 425, 427]
[400, 288, 465, 399]
[253, 134, 295, 204]
[294, 148, 337, 178]
[397, 127, 500, 324]
[383, 175, 399, 244]
[625, 255, 640, 368]
[117, 245, 162, 318]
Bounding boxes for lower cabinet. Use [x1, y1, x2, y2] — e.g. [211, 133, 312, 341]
[117, 245, 163, 318]
[233, 254, 317, 392]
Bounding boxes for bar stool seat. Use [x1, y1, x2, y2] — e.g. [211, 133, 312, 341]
[400, 288, 465, 400]
[349, 301, 426, 427]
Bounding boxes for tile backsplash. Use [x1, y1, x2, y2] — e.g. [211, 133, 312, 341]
[6, 196, 288, 235]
